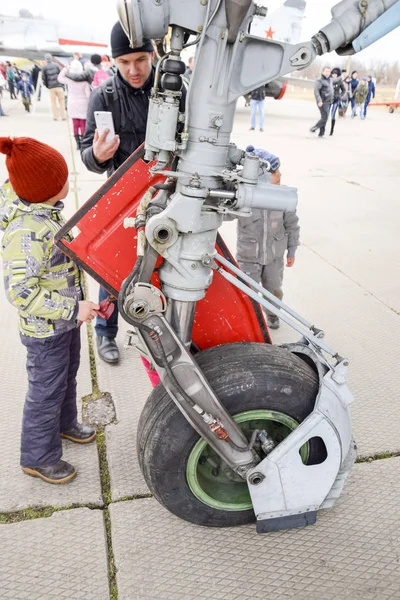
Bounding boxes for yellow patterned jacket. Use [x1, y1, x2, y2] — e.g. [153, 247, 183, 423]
[0, 181, 83, 338]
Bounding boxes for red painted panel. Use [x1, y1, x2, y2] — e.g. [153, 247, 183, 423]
[55, 146, 270, 349]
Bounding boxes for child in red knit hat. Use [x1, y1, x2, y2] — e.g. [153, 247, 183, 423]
[0, 136, 99, 484]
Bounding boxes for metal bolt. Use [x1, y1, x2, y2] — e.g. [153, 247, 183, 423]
[198, 25, 203, 32]
[200, 0, 207, 5]
[248, 472, 265, 485]
[190, 263, 197, 270]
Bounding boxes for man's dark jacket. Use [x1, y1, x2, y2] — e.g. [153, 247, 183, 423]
[314, 74, 334, 104]
[81, 69, 154, 176]
[250, 86, 266, 101]
[41, 61, 62, 89]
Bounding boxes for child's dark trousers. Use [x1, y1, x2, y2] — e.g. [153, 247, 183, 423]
[20, 328, 81, 468]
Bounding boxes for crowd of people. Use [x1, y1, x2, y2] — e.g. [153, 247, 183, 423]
[310, 67, 376, 137]
[0, 53, 116, 123]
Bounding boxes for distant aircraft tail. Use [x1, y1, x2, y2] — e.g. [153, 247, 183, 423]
[251, 0, 307, 44]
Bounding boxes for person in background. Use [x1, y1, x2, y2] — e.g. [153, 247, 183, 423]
[73, 52, 84, 67]
[249, 85, 266, 132]
[92, 62, 110, 88]
[6, 62, 17, 100]
[41, 54, 66, 121]
[364, 75, 376, 118]
[329, 67, 346, 135]
[0, 136, 99, 484]
[234, 146, 300, 330]
[31, 63, 42, 101]
[310, 66, 333, 138]
[184, 56, 194, 80]
[349, 70, 359, 116]
[0, 71, 7, 116]
[353, 77, 369, 119]
[80, 23, 159, 364]
[58, 61, 91, 149]
[0, 69, 5, 98]
[340, 75, 352, 116]
[16, 73, 34, 113]
[65, 54, 103, 87]
[101, 55, 116, 76]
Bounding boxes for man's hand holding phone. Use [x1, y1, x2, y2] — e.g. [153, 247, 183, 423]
[93, 111, 120, 164]
[93, 128, 120, 163]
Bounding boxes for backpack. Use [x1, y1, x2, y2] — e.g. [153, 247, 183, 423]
[100, 76, 121, 133]
[92, 69, 109, 89]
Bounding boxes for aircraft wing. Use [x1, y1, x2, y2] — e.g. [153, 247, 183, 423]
[0, 16, 109, 61]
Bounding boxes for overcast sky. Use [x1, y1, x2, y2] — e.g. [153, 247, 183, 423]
[0, 0, 398, 63]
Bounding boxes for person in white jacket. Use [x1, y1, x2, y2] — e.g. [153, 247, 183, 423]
[58, 60, 91, 149]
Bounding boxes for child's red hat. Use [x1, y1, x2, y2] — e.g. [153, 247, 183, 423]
[0, 136, 68, 203]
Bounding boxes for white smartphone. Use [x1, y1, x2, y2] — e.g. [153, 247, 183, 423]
[94, 111, 115, 143]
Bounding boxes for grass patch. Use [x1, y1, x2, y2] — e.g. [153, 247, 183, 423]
[96, 429, 118, 598]
[0, 503, 100, 525]
[96, 429, 112, 505]
[86, 319, 101, 396]
[114, 494, 153, 503]
[104, 507, 118, 600]
[356, 451, 400, 463]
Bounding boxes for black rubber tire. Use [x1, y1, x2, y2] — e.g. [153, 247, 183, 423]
[137, 342, 321, 527]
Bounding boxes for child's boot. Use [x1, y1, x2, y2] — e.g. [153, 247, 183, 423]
[22, 459, 77, 484]
[61, 423, 96, 443]
[267, 315, 280, 329]
[74, 134, 81, 150]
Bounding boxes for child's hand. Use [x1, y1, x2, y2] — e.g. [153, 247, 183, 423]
[271, 169, 281, 185]
[287, 257, 295, 267]
[78, 300, 100, 323]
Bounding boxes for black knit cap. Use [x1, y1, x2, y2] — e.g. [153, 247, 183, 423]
[331, 67, 341, 76]
[91, 54, 102, 65]
[110, 22, 154, 58]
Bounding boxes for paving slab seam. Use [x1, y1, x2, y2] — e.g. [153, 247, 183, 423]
[356, 451, 400, 463]
[0, 503, 104, 525]
[94, 429, 119, 600]
[302, 242, 400, 316]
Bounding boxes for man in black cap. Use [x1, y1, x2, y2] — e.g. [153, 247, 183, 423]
[80, 22, 157, 364]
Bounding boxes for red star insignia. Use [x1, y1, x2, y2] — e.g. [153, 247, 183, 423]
[265, 27, 275, 39]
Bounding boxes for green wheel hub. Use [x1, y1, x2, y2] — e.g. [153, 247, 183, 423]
[186, 409, 309, 511]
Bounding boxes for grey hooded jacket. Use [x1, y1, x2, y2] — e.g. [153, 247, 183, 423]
[236, 208, 300, 265]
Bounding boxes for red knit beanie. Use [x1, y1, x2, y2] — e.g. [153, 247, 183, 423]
[0, 136, 68, 203]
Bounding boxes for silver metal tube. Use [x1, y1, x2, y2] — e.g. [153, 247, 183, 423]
[216, 264, 337, 356]
[166, 299, 196, 347]
[215, 253, 314, 329]
[208, 189, 236, 200]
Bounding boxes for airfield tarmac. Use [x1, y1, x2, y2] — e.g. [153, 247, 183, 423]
[0, 89, 399, 600]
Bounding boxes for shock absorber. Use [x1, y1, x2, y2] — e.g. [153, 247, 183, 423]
[144, 26, 186, 167]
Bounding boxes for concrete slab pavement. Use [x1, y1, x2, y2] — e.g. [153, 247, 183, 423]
[0, 507, 110, 600]
[110, 459, 400, 600]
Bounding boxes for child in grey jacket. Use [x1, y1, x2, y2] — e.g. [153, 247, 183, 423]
[235, 146, 300, 329]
